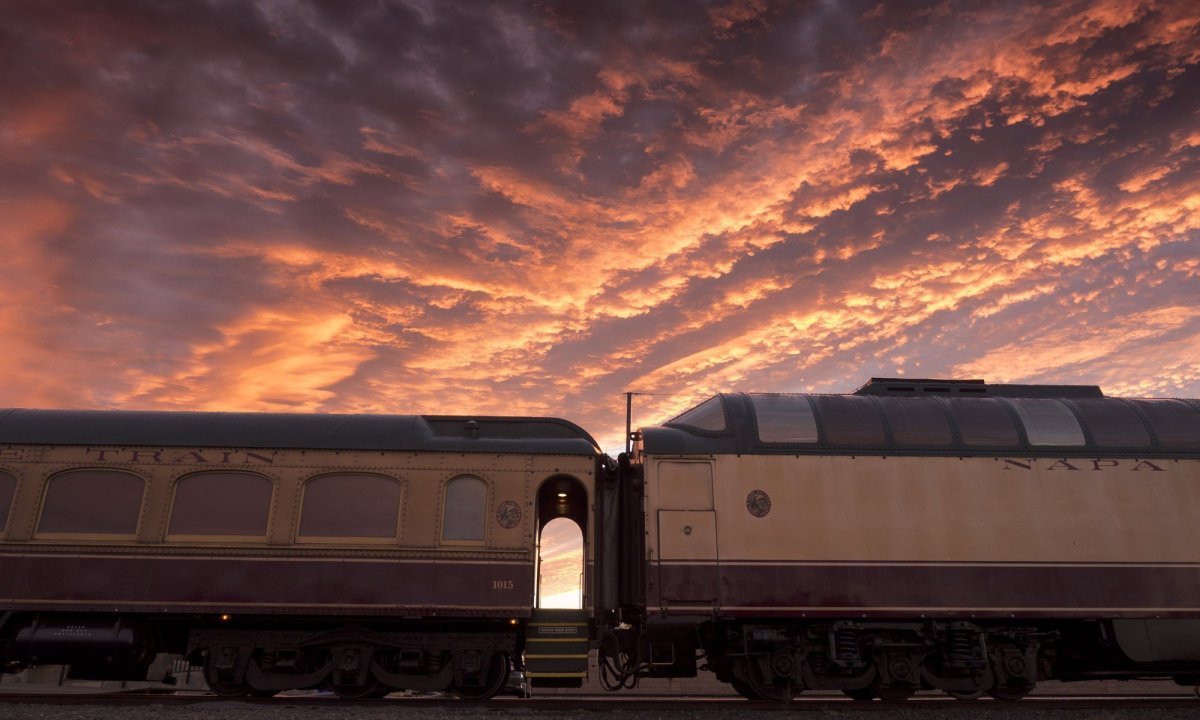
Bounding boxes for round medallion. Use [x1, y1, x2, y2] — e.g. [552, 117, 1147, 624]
[496, 500, 522, 529]
[746, 490, 771, 518]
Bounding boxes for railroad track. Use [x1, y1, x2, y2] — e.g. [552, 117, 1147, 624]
[1, 690, 1199, 711]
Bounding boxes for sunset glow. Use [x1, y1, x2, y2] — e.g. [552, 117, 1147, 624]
[1, 1, 1198, 451]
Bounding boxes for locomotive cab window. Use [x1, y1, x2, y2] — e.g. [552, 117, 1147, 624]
[0, 470, 15, 534]
[298, 473, 402, 543]
[443, 475, 487, 543]
[1009, 398, 1085, 446]
[667, 396, 727, 432]
[751, 394, 819, 443]
[36, 469, 145, 537]
[168, 471, 273, 539]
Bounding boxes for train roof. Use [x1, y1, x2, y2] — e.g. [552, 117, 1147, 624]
[642, 379, 1200, 457]
[0, 408, 602, 455]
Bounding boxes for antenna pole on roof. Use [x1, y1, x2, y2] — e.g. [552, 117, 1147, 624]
[625, 392, 633, 455]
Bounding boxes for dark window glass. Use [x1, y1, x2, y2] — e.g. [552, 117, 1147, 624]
[948, 398, 1020, 447]
[813, 395, 886, 446]
[169, 472, 272, 537]
[1009, 398, 1085, 446]
[1071, 399, 1151, 448]
[0, 471, 15, 533]
[38, 470, 144, 535]
[668, 397, 726, 432]
[878, 397, 953, 446]
[443, 475, 487, 541]
[750, 394, 818, 443]
[1129, 400, 1200, 451]
[299, 474, 401, 539]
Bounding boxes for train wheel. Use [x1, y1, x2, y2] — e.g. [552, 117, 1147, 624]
[744, 662, 800, 702]
[841, 687, 876, 701]
[450, 652, 509, 700]
[945, 689, 985, 701]
[204, 652, 250, 697]
[730, 679, 760, 700]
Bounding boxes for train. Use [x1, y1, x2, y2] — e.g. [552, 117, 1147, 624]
[2, 377, 1200, 701]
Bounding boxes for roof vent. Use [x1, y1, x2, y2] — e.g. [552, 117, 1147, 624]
[853, 377, 1102, 398]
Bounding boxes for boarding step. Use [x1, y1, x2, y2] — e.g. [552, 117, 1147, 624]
[524, 608, 589, 687]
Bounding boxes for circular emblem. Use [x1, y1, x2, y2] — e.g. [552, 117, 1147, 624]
[746, 490, 771, 518]
[496, 501, 522, 529]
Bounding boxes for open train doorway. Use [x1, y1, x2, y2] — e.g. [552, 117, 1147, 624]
[534, 476, 587, 609]
[527, 477, 590, 687]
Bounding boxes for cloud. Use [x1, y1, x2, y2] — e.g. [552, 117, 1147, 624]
[0, 0, 1198, 453]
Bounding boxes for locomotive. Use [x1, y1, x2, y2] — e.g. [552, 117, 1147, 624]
[2, 377, 1200, 701]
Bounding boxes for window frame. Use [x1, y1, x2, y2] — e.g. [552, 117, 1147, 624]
[750, 394, 820, 444]
[0, 469, 16, 537]
[295, 471, 405, 545]
[35, 468, 147, 540]
[1007, 398, 1087, 447]
[441, 474, 491, 546]
[165, 470, 276, 543]
[666, 396, 729, 434]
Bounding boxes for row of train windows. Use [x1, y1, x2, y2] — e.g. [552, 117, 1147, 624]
[689, 395, 1200, 449]
[0, 470, 488, 541]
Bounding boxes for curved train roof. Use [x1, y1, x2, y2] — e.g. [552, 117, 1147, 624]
[642, 378, 1200, 457]
[0, 408, 601, 455]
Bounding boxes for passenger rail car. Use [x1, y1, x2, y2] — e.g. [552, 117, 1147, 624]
[613, 379, 1200, 701]
[0, 410, 600, 697]
[4, 378, 1200, 702]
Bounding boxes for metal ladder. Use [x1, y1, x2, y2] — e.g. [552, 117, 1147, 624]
[524, 608, 589, 687]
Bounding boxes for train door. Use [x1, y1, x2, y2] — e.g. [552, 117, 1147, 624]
[533, 476, 588, 608]
[527, 476, 590, 687]
[655, 460, 719, 609]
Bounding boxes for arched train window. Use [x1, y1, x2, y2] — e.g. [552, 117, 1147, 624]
[298, 473, 402, 541]
[443, 475, 487, 542]
[168, 471, 273, 538]
[37, 469, 145, 536]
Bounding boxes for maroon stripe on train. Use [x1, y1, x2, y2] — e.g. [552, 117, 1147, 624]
[654, 562, 1200, 617]
[0, 554, 534, 615]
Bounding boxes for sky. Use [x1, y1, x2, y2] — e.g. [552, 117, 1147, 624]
[2, 0, 1198, 453]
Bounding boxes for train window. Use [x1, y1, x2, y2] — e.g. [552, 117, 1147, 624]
[443, 475, 487, 542]
[751, 394, 818, 443]
[37, 469, 145, 536]
[947, 398, 1020, 447]
[0, 470, 14, 533]
[1128, 399, 1200, 451]
[878, 397, 953, 446]
[168, 472, 272, 538]
[1009, 398, 1085, 446]
[1071, 399, 1151, 448]
[298, 473, 402, 540]
[813, 396, 886, 446]
[668, 397, 727, 432]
